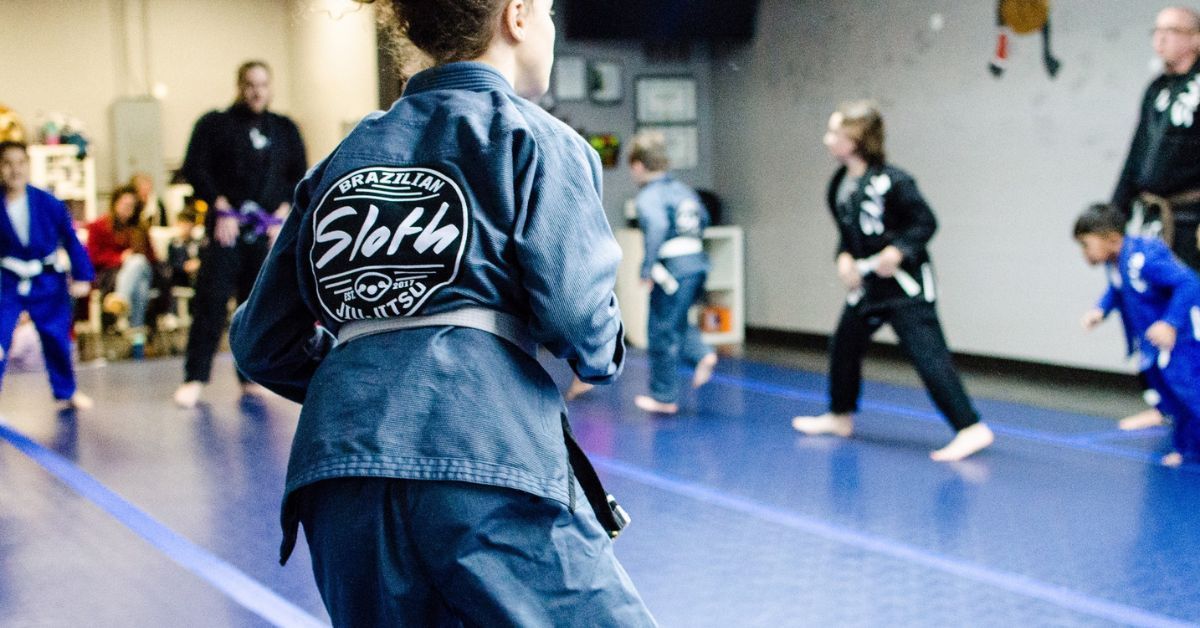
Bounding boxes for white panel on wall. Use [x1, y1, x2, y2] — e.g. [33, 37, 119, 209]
[112, 97, 164, 191]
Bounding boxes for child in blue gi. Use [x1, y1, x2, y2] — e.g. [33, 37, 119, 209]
[791, 101, 994, 462]
[629, 130, 717, 414]
[229, 0, 655, 625]
[1076, 203, 1200, 467]
[0, 141, 95, 409]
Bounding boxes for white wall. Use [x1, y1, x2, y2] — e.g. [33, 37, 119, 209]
[711, 0, 1161, 372]
[0, 0, 377, 195]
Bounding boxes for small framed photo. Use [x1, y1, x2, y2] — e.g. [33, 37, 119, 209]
[637, 124, 698, 170]
[588, 61, 623, 105]
[635, 76, 697, 124]
[554, 56, 587, 101]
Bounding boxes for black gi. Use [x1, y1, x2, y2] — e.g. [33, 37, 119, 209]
[1113, 58, 1200, 271]
[180, 102, 307, 383]
[824, 164, 980, 432]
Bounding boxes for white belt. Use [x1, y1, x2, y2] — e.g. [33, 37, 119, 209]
[657, 237, 703, 258]
[337, 306, 538, 359]
[2, 253, 63, 296]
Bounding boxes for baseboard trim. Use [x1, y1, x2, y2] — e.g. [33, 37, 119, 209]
[745, 326, 1140, 391]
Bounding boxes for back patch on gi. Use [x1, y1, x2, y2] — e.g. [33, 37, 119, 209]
[310, 166, 469, 322]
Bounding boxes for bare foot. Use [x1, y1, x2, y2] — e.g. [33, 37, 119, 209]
[1161, 452, 1183, 467]
[56, 391, 94, 411]
[791, 413, 854, 437]
[692, 353, 718, 388]
[930, 423, 994, 462]
[565, 377, 594, 401]
[634, 394, 678, 414]
[1118, 408, 1165, 431]
[173, 381, 203, 408]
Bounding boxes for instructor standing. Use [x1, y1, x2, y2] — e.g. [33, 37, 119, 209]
[1110, 6, 1200, 430]
[174, 60, 307, 408]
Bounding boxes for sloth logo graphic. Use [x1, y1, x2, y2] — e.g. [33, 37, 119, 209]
[309, 166, 469, 322]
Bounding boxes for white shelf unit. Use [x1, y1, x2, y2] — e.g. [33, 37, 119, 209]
[614, 225, 745, 349]
[27, 144, 97, 222]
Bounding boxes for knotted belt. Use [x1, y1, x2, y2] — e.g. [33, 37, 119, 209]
[1, 252, 65, 296]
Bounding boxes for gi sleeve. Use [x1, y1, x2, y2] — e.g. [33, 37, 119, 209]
[636, 189, 669, 280]
[229, 170, 324, 403]
[181, 112, 223, 203]
[1142, 242, 1200, 331]
[827, 175, 851, 260]
[515, 133, 625, 384]
[1097, 283, 1118, 316]
[55, 198, 93, 282]
[276, 118, 309, 208]
[886, 175, 938, 262]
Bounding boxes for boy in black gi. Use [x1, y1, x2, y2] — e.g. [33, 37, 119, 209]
[791, 101, 994, 462]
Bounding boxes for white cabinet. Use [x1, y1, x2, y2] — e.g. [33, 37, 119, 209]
[27, 144, 97, 221]
[615, 225, 744, 349]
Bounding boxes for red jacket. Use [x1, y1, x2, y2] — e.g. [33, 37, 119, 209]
[86, 215, 156, 272]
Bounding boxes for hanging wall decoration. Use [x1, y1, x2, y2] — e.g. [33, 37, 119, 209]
[988, 0, 1061, 78]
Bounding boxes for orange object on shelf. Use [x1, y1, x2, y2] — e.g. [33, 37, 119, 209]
[699, 305, 731, 332]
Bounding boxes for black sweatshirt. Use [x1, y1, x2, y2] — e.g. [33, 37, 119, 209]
[181, 102, 308, 231]
[1112, 58, 1200, 213]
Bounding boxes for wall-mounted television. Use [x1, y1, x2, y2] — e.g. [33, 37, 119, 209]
[564, 0, 760, 42]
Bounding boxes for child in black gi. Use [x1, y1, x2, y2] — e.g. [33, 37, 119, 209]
[791, 101, 995, 462]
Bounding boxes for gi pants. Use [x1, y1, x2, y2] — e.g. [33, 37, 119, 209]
[297, 477, 657, 628]
[0, 276, 77, 400]
[184, 235, 269, 383]
[829, 301, 979, 431]
[647, 272, 712, 404]
[1144, 339, 1200, 458]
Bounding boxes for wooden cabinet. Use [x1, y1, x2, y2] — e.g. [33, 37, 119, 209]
[615, 225, 745, 349]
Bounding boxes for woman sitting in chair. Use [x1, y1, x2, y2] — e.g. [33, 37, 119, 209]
[87, 184, 157, 357]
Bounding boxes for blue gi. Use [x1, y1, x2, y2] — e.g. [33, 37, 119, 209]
[637, 175, 712, 404]
[230, 62, 655, 626]
[0, 185, 94, 400]
[1097, 235, 1200, 458]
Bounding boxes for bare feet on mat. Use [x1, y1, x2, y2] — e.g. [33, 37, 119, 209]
[565, 377, 594, 401]
[791, 413, 854, 437]
[56, 391, 94, 411]
[1161, 452, 1183, 467]
[930, 423, 994, 462]
[1118, 408, 1165, 431]
[692, 353, 718, 389]
[634, 394, 678, 414]
[173, 381, 203, 408]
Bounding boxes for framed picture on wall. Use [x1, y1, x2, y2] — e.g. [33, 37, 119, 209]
[635, 75, 697, 124]
[637, 124, 698, 170]
[554, 56, 587, 101]
[588, 61, 623, 105]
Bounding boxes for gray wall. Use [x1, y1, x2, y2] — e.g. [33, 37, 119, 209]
[709, 0, 1165, 372]
[552, 36, 716, 226]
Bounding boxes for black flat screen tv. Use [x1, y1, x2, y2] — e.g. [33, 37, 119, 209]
[564, 0, 760, 42]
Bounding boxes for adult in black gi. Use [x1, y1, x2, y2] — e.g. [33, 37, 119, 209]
[173, 61, 307, 408]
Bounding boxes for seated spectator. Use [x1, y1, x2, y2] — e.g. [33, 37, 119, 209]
[131, 172, 169, 227]
[87, 185, 157, 357]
